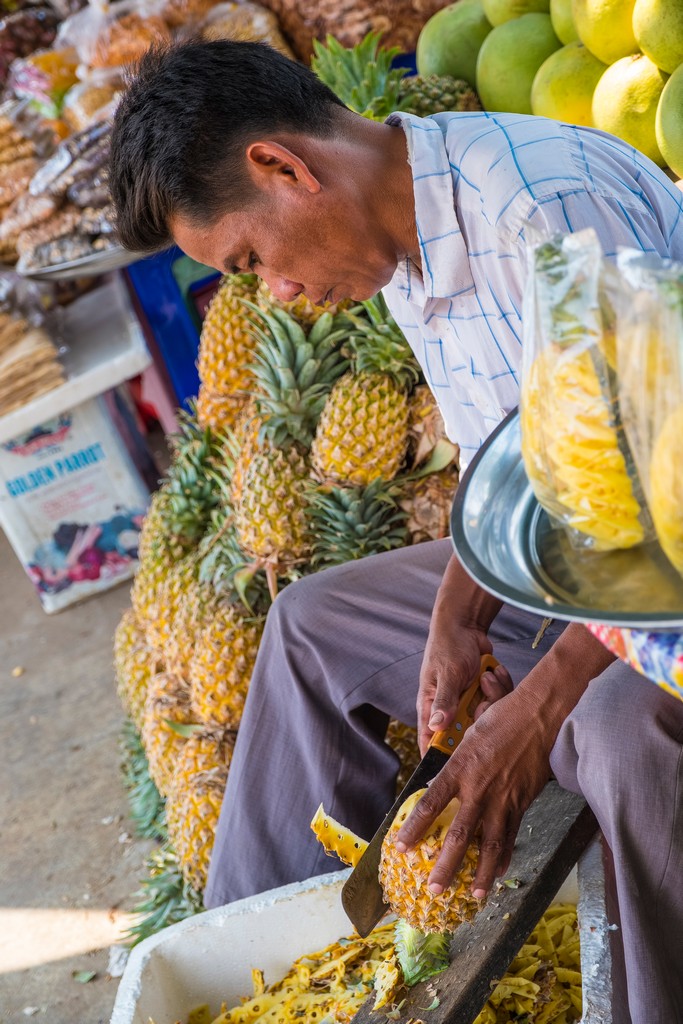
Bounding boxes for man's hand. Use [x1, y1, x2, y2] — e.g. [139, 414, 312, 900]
[398, 622, 616, 897]
[419, 555, 505, 755]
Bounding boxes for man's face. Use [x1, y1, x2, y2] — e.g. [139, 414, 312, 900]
[172, 202, 398, 306]
[170, 137, 401, 305]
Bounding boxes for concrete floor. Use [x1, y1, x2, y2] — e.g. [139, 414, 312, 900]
[0, 527, 154, 1024]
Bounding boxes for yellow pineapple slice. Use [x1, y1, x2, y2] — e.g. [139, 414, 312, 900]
[310, 804, 368, 867]
[650, 406, 683, 574]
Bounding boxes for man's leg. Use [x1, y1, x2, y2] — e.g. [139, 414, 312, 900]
[205, 539, 562, 908]
[550, 662, 683, 1024]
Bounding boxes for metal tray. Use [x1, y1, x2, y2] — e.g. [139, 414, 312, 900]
[450, 409, 683, 628]
[19, 244, 142, 280]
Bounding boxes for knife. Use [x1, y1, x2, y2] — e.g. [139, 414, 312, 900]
[341, 653, 499, 938]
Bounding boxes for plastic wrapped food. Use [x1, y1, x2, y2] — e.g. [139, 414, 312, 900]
[28, 118, 109, 195]
[0, 190, 56, 241]
[57, 0, 171, 68]
[0, 6, 60, 86]
[0, 155, 38, 204]
[0, 269, 65, 414]
[161, 0, 215, 28]
[614, 250, 683, 576]
[199, 1, 294, 55]
[62, 77, 120, 130]
[520, 228, 652, 551]
[66, 165, 108, 206]
[8, 46, 79, 117]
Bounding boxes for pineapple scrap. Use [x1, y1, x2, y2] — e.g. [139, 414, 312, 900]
[474, 903, 582, 1024]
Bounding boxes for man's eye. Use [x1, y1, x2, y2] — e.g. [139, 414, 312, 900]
[248, 253, 259, 269]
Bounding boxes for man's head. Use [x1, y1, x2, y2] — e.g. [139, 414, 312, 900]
[110, 41, 416, 303]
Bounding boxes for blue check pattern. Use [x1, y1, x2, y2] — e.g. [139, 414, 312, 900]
[383, 111, 683, 467]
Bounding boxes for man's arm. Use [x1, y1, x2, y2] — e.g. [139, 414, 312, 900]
[401, 563, 617, 897]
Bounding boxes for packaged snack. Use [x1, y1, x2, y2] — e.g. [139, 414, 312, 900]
[8, 46, 79, 117]
[520, 227, 652, 551]
[614, 250, 683, 576]
[61, 76, 120, 130]
[198, 1, 294, 55]
[56, 0, 170, 69]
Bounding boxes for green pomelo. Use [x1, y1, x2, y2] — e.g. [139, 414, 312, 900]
[476, 13, 561, 113]
[572, 0, 638, 64]
[656, 64, 683, 178]
[592, 54, 668, 165]
[416, 0, 493, 88]
[482, 0, 549, 27]
[633, 0, 683, 75]
[531, 42, 606, 124]
[550, 0, 579, 42]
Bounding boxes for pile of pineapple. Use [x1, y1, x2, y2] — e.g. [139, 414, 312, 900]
[115, 273, 459, 938]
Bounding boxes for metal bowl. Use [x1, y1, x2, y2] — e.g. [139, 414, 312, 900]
[18, 245, 142, 280]
[450, 409, 683, 628]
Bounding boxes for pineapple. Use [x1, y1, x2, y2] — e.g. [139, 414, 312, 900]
[196, 385, 247, 435]
[310, 477, 408, 568]
[406, 384, 450, 468]
[232, 441, 314, 579]
[158, 410, 225, 547]
[141, 671, 194, 797]
[188, 600, 266, 727]
[166, 766, 229, 893]
[114, 609, 161, 730]
[398, 469, 459, 545]
[132, 489, 190, 635]
[166, 573, 215, 680]
[166, 727, 237, 891]
[310, 804, 369, 866]
[379, 788, 482, 933]
[247, 300, 349, 448]
[312, 32, 481, 121]
[650, 406, 683, 574]
[197, 273, 259, 397]
[398, 75, 481, 117]
[311, 295, 420, 486]
[144, 552, 198, 652]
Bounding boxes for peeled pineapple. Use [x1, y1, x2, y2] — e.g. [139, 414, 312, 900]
[379, 788, 482, 934]
[650, 406, 683, 574]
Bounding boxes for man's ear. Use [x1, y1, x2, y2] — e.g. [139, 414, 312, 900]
[245, 141, 321, 195]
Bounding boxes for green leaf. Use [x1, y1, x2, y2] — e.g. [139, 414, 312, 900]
[72, 970, 96, 984]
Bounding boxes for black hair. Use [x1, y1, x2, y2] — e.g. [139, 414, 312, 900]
[110, 39, 346, 254]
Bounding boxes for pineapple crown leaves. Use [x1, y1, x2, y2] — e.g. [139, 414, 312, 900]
[160, 407, 227, 542]
[198, 512, 271, 614]
[310, 477, 409, 568]
[340, 294, 422, 390]
[311, 32, 405, 121]
[124, 843, 202, 947]
[119, 720, 167, 841]
[393, 919, 451, 988]
[243, 299, 350, 448]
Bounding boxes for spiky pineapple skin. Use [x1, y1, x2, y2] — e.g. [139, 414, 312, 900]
[141, 672, 194, 797]
[398, 75, 482, 118]
[197, 273, 259, 395]
[188, 602, 265, 727]
[256, 278, 349, 326]
[114, 609, 161, 730]
[196, 384, 246, 436]
[311, 372, 410, 486]
[166, 765, 229, 893]
[379, 788, 482, 933]
[232, 442, 313, 567]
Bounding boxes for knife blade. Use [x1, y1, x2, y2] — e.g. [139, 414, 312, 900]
[341, 653, 499, 938]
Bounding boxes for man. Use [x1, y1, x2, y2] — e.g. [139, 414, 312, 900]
[111, 40, 683, 1023]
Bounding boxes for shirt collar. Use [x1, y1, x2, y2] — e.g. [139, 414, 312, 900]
[387, 112, 473, 301]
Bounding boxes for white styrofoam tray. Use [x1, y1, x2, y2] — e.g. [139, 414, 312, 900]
[112, 840, 612, 1024]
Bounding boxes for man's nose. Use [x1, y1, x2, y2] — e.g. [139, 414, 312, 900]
[260, 270, 304, 303]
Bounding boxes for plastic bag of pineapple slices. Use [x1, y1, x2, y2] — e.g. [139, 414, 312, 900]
[520, 226, 653, 552]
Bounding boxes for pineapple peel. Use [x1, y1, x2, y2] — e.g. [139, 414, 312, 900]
[310, 804, 368, 867]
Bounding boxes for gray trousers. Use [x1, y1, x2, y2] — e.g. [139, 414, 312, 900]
[205, 538, 683, 1024]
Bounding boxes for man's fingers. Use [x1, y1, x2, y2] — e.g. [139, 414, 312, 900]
[472, 813, 520, 897]
[426, 809, 478, 893]
[394, 784, 450, 851]
[474, 665, 513, 721]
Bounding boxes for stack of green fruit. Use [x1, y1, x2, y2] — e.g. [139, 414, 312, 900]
[115, 276, 459, 943]
[416, 0, 683, 184]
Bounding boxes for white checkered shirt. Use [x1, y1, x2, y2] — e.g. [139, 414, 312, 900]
[383, 111, 683, 468]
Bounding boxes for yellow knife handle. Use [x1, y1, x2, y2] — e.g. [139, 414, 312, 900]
[428, 653, 499, 757]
